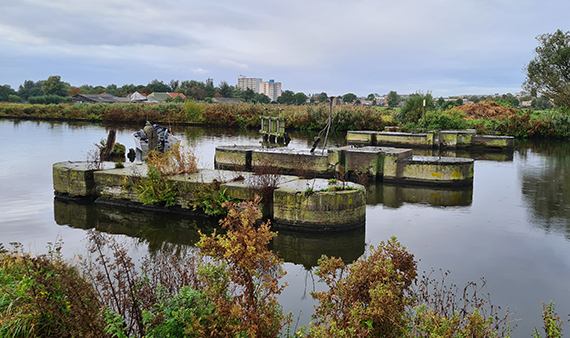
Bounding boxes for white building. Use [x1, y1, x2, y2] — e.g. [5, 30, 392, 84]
[237, 75, 282, 102]
[259, 80, 282, 102]
[237, 75, 262, 92]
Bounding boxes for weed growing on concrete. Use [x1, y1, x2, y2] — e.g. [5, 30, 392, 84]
[84, 145, 103, 170]
[248, 164, 281, 203]
[135, 166, 180, 207]
[135, 144, 198, 207]
[193, 180, 234, 216]
[146, 144, 198, 176]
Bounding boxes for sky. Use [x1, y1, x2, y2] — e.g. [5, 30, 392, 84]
[1, 0, 569, 98]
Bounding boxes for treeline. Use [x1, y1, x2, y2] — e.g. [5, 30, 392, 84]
[0, 76, 324, 105]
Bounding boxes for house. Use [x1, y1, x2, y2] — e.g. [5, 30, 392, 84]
[72, 93, 129, 103]
[168, 93, 186, 100]
[127, 91, 148, 102]
[147, 92, 186, 103]
[147, 92, 171, 103]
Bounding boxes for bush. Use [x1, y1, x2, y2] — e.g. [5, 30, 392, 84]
[396, 92, 436, 126]
[424, 110, 469, 130]
[182, 99, 205, 123]
[0, 242, 106, 337]
[309, 237, 417, 337]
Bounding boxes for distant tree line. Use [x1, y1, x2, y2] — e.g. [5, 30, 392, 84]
[0, 72, 558, 110]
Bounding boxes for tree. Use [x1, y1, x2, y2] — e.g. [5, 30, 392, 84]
[242, 88, 256, 102]
[218, 81, 233, 98]
[69, 86, 83, 97]
[0, 84, 16, 101]
[18, 80, 43, 100]
[147, 79, 171, 93]
[254, 93, 271, 104]
[342, 93, 357, 103]
[42, 75, 69, 96]
[531, 97, 553, 110]
[396, 92, 435, 125]
[169, 79, 179, 92]
[276, 90, 295, 105]
[106, 84, 118, 96]
[294, 92, 308, 105]
[387, 91, 401, 107]
[317, 92, 328, 103]
[524, 29, 570, 108]
[189, 86, 206, 100]
[205, 78, 216, 98]
[367, 93, 376, 101]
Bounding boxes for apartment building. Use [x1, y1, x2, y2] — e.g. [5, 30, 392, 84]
[259, 79, 282, 102]
[237, 75, 282, 102]
[237, 75, 262, 92]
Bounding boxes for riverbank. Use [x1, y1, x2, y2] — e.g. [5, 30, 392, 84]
[2, 101, 569, 138]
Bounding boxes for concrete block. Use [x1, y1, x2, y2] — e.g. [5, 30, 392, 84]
[273, 179, 366, 230]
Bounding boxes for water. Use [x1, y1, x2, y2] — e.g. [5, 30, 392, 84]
[1, 119, 570, 335]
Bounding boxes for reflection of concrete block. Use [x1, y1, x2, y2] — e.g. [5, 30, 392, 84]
[271, 227, 366, 268]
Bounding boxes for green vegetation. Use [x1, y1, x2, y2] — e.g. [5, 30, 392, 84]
[524, 29, 570, 108]
[0, 210, 565, 337]
[3, 91, 570, 139]
[0, 241, 106, 337]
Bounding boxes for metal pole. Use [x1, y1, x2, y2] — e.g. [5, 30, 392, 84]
[322, 96, 335, 152]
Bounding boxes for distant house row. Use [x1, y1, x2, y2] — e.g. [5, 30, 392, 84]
[72, 92, 241, 104]
[72, 92, 186, 104]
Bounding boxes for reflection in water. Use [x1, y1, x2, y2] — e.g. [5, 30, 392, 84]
[54, 198, 365, 266]
[54, 198, 212, 255]
[270, 227, 365, 268]
[366, 182, 473, 208]
[518, 140, 570, 237]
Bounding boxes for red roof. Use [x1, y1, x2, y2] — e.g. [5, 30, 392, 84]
[167, 92, 186, 99]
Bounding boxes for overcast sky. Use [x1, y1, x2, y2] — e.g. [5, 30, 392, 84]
[1, 0, 568, 97]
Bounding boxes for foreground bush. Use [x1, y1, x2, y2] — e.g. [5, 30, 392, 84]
[0, 242, 106, 337]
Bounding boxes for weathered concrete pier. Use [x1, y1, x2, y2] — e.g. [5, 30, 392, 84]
[53, 161, 366, 231]
[215, 145, 474, 186]
[347, 129, 514, 150]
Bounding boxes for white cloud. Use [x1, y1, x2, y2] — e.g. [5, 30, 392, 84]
[191, 68, 209, 74]
[0, 0, 568, 95]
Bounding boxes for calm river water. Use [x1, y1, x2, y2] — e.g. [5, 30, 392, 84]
[1, 119, 570, 335]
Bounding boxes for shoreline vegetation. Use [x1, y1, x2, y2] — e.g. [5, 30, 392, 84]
[2, 100, 570, 139]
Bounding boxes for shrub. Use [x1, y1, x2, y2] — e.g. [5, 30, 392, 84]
[0, 242, 106, 337]
[197, 198, 291, 337]
[182, 99, 205, 123]
[424, 110, 469, 130]
[396, 92, 436, 126]
[309, 237, 417, 337]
